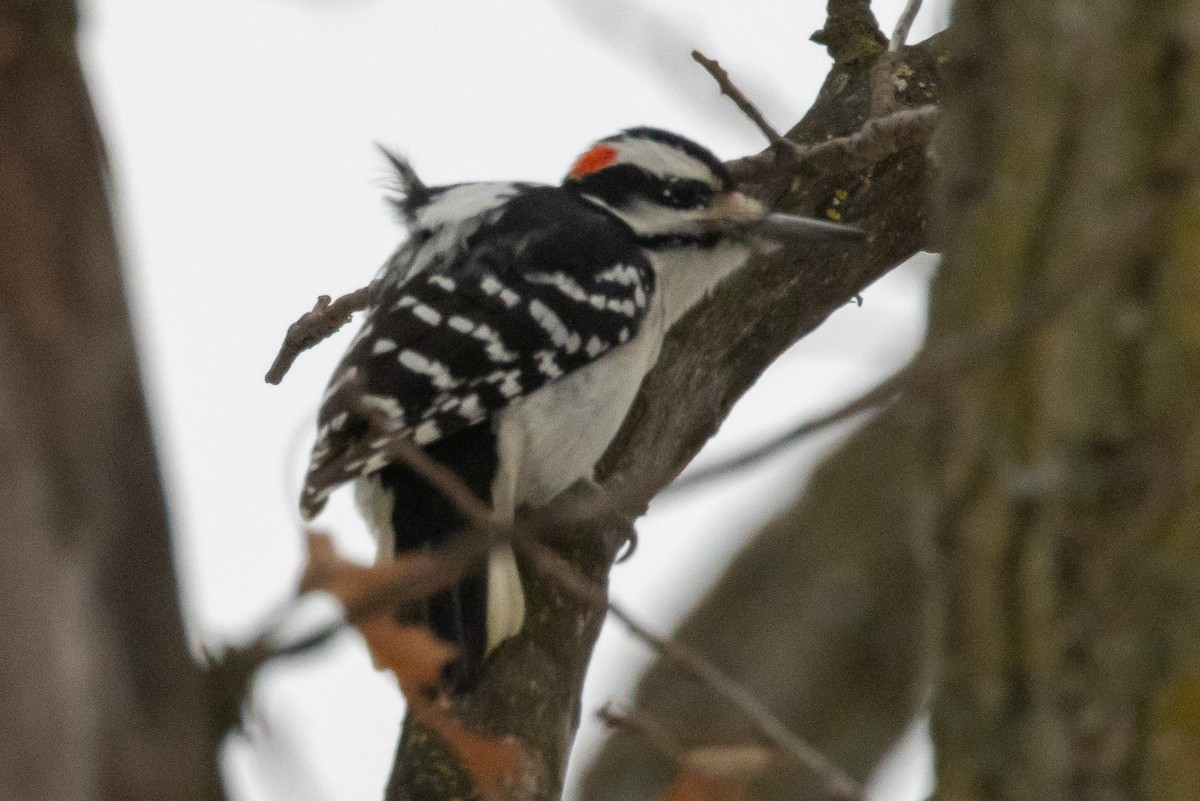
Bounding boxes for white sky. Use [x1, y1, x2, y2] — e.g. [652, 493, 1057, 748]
[80, 1, 941, 799]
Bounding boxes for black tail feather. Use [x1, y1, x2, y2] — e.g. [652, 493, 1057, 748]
[378, 422, 498, 685]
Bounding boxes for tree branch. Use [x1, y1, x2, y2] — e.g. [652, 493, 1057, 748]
[889, 0, 925, 52]
[690, 50, 787, 148]
[229, 386, 860, 797]
[264, 282, 376, 385]
[518, 540, 866, 801]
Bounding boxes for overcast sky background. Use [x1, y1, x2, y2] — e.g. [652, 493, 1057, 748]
[80, 1, 941, 799]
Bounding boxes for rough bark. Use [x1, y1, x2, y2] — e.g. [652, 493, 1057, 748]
[578, 407, 928, 801]
[385, 4, 943, 799]
[926, 0, 1200, 798]
[0, 2, 215, 799]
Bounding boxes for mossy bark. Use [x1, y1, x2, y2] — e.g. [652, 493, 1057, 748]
[926, 0, 1200, 798]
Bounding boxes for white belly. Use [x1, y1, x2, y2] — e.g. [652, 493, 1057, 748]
[490, 307, 665, 514]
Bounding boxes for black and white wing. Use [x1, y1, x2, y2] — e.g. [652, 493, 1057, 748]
[300, 185, 654, 519]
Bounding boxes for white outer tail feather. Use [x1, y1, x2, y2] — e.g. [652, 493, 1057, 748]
[485, 545, 526, 653]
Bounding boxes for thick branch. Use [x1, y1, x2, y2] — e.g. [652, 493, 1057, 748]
[599, 37, 944, 497]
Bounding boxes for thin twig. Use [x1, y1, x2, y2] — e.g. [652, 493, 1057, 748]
[204, 524, 494, 734]
[691, 50, 787, 148]
[269, 532, 492, 662]
[662, 370, 905, 494]
[359, 405, 495, 527]
[264, 282, 376, 384]
[692, 44, 937, 181]
[598, 704, 685, 762]
[600, 706, 785, 784]
[517, 538, 866, 801]
[889, 0, 924, 52]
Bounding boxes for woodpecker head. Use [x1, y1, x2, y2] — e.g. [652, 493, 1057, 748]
[563, 127, 862, 245]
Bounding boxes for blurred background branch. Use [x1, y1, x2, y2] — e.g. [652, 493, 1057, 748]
[581, 407, 929, 801]
[0, 1, 216, 799]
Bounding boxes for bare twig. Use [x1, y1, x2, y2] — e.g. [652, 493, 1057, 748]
[690, 41, 938, 183]
[691, 50, 787, 148]
[599, 705, 784, 785]
[517, 538, 866, 801]
[270, 533, 491, 661]
[889, 0, 924, 52]
[727, 104, 940, 182]
[597, 705, 685, 762]
[358, 403, 495, 527]
[264, 282, 376, 384]
[203, 526, 491, 736]
[662, 369, 905, 494]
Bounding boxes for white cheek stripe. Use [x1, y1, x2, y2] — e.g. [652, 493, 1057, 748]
[609, 138, 715, 183]
[580, 195, 707, 238]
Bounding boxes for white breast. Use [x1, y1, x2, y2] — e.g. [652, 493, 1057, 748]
[652, 239, 754, 329]
[488, 239, 752, 513]
[490, 298, 666, 513]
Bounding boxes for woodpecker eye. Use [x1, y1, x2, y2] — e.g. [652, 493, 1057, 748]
[659, 180, 711, 208]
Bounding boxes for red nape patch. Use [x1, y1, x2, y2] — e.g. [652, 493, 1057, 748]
[567, 144, 618, 179]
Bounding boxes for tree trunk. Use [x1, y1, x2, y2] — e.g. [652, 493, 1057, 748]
[926, 0, 1200, 798]
[0, 2, 216, 799]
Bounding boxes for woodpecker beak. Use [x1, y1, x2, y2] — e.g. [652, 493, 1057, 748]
[754, 211, 866, 242]
[709, 191, 866, 242]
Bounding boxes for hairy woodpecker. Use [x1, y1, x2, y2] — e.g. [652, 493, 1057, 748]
[300, 127, 861, 680]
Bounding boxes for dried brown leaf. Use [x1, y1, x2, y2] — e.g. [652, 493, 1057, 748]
[298, 533, 520, 799]
[299, 531, 419, 608]
[359, 618, 457, 693]
[298, 532, 456, 693]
